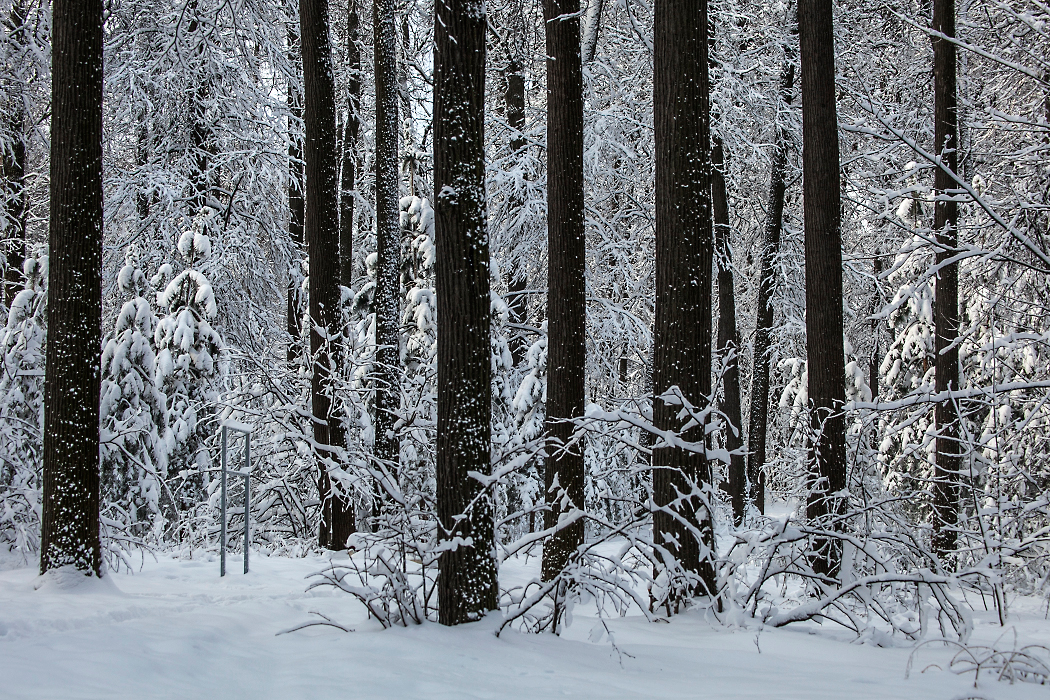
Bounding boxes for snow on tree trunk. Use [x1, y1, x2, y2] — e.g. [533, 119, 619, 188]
[652, 0, 716, 603]
[541, 0, 587, 584]
[931, 0, 961, 563]
[40, 0, 104, 575]
[434, 0, 498, 625]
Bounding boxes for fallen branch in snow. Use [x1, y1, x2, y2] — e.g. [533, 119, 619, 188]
[276, 611, 354, 635]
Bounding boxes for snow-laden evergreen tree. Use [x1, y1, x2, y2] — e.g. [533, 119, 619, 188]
[153, 208, 224, 516]
[100, 248, 171, 539]
[398, 195, 436, 506]
[0, 254, 45, 555]
[878, 238, 937, 504]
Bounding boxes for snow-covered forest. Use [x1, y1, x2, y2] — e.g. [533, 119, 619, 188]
[2, 0, 1050, 695]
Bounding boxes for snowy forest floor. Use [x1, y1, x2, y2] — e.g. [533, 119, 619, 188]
[1, 549, 1048, 699]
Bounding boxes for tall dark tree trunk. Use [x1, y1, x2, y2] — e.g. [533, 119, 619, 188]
[799, 0, 847, 578]
[288, 26, 305, 368]
[434, 0, 498, 625]
[187, 1, 213, 215]
[582, 0, 604, 63]
[3, 0, 27, 306]
[541, 0, 587, 584]
[40, 0, 104, 576]
[328, 0, 361, 552]
[869, 253, 883, 401]
[340, 0, 360, 289]
[541, 0, 586, 583]
[504, 43, 529, 367]
[712, 139, 745, 525]
[300, 0, 346, 549]
[373, 0, 401, 488]
[135, 105, 151, 224]
[932, 0, 960, 563]
[747, 60, 794, 517]
[652, 0, 715, 601]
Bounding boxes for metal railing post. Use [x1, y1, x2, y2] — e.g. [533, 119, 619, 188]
[220, 425, 228, 577]
[243, 433, 250, 574]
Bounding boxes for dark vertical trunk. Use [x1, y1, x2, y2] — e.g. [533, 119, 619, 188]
[504, 51, 529, 367]
[434, 0, 498, 625]
[329, 0, 361, 552]
[582, 0, 604, 63]
[288, 28, 305, 367]
[374, 0, 402, 486]
[747, 61, 794, 517]
[799, 0, 847, 578]
[340, 0, 360, 289]
[3, 0, 27, 306]
[187, 1, 212, 215]
[712, 140, 745, 525]
[541, 0, 586, 583]
[869, 253, 883, 401]
[135, 105, 150, 224]
[40, 0, 104, 576]
[931, 0, 959, 563]
[652, 0, 715, 600]
[300, 0, 346, 548]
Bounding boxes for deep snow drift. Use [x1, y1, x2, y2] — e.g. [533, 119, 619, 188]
[0, 550, 1047, 699]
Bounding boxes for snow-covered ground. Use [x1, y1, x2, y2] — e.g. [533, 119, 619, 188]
[1, 550, 1047, 699]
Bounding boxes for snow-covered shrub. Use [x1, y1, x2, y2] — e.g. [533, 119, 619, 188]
[0, 256, 46, 557]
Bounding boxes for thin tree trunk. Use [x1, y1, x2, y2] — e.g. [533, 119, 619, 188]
[582, 0, 604, 64]
[300, 0, 345, 549]
[504, 45, 529, 367]
[340, 0, 360, 290]
[187, 0, 212, 215]
[434, 0, 498, 625]
[373, 0, 402, 494]
[712, 139, 745, 525]
[747, 61, 794, 517]
[869, 253, 883, 401]
[40, 0, 104, 576]
[541, 0, 586, 583]
[799, 0, 847, 578]
[652, 0, 715, 602]
[932, 0, 960, 563]
[329, 0, 361, 553]
[287, 26, 305, 368]
[3, 0, 27, 306]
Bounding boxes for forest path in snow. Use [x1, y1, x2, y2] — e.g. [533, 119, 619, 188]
[0, 550, 1047, 699]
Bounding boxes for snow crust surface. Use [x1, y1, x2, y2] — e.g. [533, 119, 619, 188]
[1, 551, 1047, 699]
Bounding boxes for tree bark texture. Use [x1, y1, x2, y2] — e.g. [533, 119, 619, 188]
[40, 0, 104, 576]
[373, 0, 402, 480]
[652, 0, 716, 597]
[299, 0, 348, 548]
[712, 139, 746, 525]
[932, 0, 960, 562]
[747, 61, 794, 518]
[3, 0, 27, 307]
[541, 0, 587, 583]
[799, 0, 847, 578]
[434, 0, 498, 625]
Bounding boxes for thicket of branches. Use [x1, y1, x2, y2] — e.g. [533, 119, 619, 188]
[2, 0, 1049, 645]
